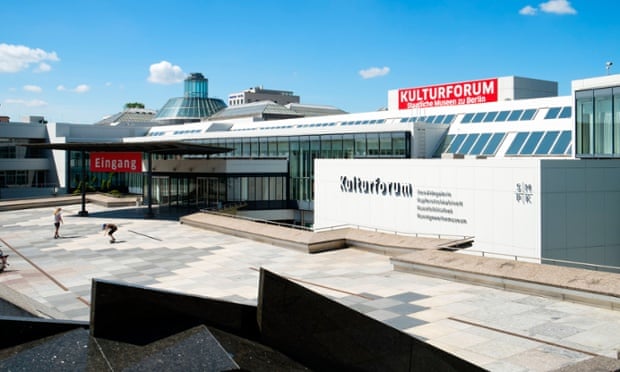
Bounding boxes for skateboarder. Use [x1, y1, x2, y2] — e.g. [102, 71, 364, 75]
[102, 223, 118, 243]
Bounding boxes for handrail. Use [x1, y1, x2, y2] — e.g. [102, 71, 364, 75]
[463, 249, 620, 273]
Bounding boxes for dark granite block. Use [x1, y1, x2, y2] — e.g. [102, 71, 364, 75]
[209, 327, 311, 371]
[87, 325, 240, 371]
[90, 278, 259, 345]
[257, 268, 485, 372]
[0, 298, 36, 318]
[0, 316, 88, 350]
[0, 328, 89, 371]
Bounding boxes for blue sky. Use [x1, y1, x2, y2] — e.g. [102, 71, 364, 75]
[1, 0, 618, 123]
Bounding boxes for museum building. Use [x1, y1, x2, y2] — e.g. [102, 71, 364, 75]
[2, 73, 620, 270]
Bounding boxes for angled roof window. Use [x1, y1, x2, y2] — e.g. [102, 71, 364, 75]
[482, 133, 506, 155]
[519, 131, 544, 154]
[483, 111, 498, 122]
[447, 134, 467, 153]
[558, 106, 572, 118]
[461, 113, 474, 124]
[469, 133, 491, 155]
[535, 131, 559, 154]
[545, 107, 561, 119]
[506, 132, 529, 155]
[458, 133, 480, 154]
[495, 111, 510, 121]
[521, 109, 537, 121]
[551, 131, 572, 154]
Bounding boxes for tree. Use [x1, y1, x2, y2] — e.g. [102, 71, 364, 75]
[124, 102, 145, 109]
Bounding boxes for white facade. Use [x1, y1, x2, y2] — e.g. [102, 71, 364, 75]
[314, 158, 620, 267]
[314, 158, 541, 259]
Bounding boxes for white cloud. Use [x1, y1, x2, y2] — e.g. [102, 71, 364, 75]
[540, 0, 577, 14]
[74, 84, 90, 93]
[5, 98, 48, 107]
[147, 61, 186, 84]
[359, 66, 390, 79]
[519, 5, 537, 15]
[520, 0, 576, 15]
[56, 84, 90, 93]
[23, 85, 42, 93]
[35, 62, 52, 73]
[0, 43, 59, 73]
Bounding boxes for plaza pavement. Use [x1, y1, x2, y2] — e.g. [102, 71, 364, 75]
[0, 202, 619, 371]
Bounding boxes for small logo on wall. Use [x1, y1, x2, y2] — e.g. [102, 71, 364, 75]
[515, 182, 533, 204]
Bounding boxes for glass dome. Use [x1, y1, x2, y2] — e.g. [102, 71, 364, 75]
[153, 73, 227, 124]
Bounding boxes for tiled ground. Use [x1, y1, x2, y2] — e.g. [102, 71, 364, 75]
[1, 204, 619, 371]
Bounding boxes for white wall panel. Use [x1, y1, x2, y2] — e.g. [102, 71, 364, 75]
[315, 158, 542, 259]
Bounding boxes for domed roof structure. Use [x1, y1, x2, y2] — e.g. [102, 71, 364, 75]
[153, 73, 227, 125]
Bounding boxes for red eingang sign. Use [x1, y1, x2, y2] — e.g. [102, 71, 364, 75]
[90, 152, 142, 173]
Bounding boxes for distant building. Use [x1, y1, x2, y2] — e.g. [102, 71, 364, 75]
[153, 73, 227, 125]
[228, 86, 300, 106]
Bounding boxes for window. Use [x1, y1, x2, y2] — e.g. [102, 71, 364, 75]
[535, 131, 559, 155]
[354, 134, 366, 157]
[379, 133, 392, 155]
[471, 112, 486, 123]
[551, 131, 572, 154]
[558, 106, 572, 118]
[482, 133, 506, 155]
[594, 88, 613, 154]
[520, 131, 544, 154]
[447, 134, 467, 153]
[506, 132, 530, 155]
[461, 113, 474, 124]
[545, 107, 561, 119]
[483, 112, 498, 122]
[366, 133, 379, 156]
[469, 133, 491, 155]
[458, 134, 480, 154]
[495, 111, 510, 121]
[576, 90, 593, 155]
[507, 110, 523, 121]
[435, 134, 454, 157]
[521, 109, 537, 121]
[443, 114, 456, 124]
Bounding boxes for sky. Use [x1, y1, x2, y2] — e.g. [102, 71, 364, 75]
[1, 0, 619, 124]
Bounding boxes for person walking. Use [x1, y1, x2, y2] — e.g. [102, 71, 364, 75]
[102, 223, 118, 243]
[53, 208, 63, 239]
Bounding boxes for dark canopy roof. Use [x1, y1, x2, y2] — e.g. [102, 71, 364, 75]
[23, 141, 232, 155]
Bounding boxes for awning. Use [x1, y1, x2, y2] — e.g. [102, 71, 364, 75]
[22, 140, 232, 155]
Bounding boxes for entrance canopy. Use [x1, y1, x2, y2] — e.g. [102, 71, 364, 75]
[24, 140, 231, 155]
[22, 141, 232, 217]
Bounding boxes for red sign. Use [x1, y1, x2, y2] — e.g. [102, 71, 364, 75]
[90, 152, 142, 173]
[398, 78, 498, 109]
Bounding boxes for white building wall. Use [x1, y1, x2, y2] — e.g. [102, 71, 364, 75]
[314, 158, 542, 259]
